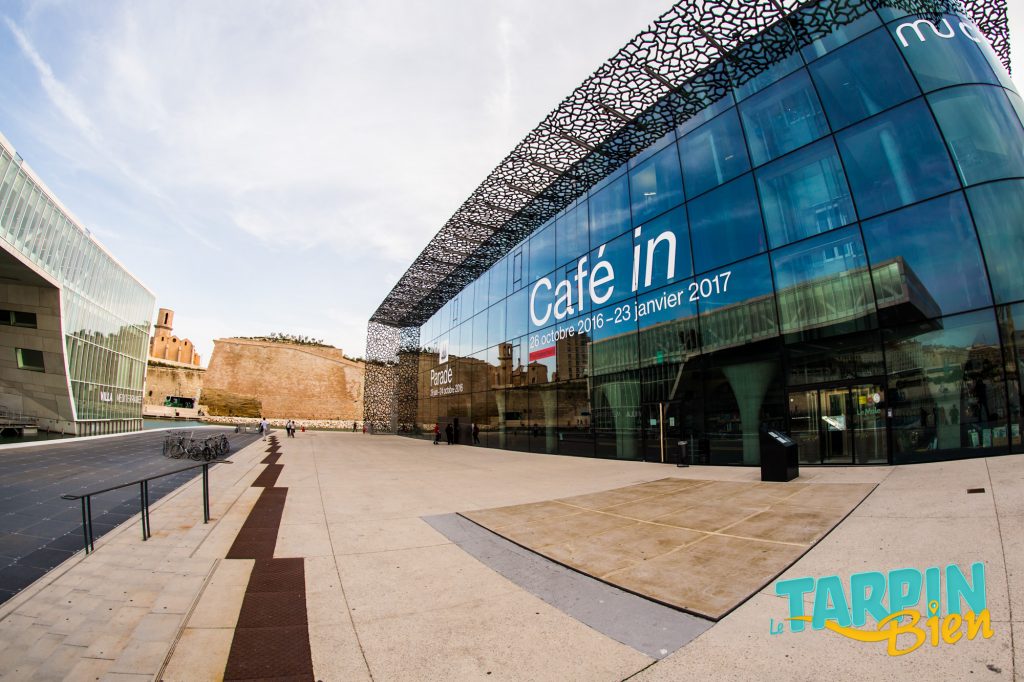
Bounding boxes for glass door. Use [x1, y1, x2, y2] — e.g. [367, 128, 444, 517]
[788, 382, 889, 464]
[819, 387, 852, 464]
[789, 390, 821, 464]
[851, 384, 887, 463]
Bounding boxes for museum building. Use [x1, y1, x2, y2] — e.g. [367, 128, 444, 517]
[366, 0, 1022, 466]
[0, 132, 154, 436]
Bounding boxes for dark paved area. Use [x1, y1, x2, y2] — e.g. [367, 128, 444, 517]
[0, 428, 260, 604]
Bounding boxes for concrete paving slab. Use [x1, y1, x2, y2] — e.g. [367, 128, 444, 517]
[464, 478, 872, 619]
[425, 513, 712, 660]
[353, 589, 652, 681]
[326, 517, 449, 555]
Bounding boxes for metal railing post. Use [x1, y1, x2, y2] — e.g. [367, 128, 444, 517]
[85, 496, 94, 552]
[139, 481, 148, 540]
[143, 480, 151, 539]
[78, 496, 91, 554]
[205, 464, 210, 521]
[62, 453, 234, 554]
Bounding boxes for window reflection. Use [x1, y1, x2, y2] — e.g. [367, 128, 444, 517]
[967, 180, 1024, 304]
[890, 14, 1000, 92]
[629, 144, 684, 224]
[688, 174, 766, 273]
[771, 225, 875, 337]
[885, 309, 1007, 462]
[862, 192, 991, 319]
[698, 254, 778, 353]
[678, 109, 750, 199]
[589, 174, 631, 246]
[739, 70, 830, 166]
[757, 138, 855, 248]
[836, 99, 959, 219]
[929, 85, 1024, 186]
[809, 28, 919, 130]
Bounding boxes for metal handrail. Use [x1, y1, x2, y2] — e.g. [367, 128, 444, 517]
[61, 459, 232, 554]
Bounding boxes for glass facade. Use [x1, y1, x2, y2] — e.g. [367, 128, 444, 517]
[0, 136, 154, 434]
[411, 1, 1023, 466]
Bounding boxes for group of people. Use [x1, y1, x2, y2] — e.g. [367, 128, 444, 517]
[433, 422, 481, 445]
[257, 417, 302, 440]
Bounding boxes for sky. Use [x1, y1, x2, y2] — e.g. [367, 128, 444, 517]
[0, 1, 1021, 365]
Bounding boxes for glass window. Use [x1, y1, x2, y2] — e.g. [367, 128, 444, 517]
[629, 144, 684, 224]
[757, 138, 856, 248]
[16, 348, 44, 372]
[586, 230, 633, 308]
[556, 204, 588, 268]
[589, 174, 630, 246]
[795, 0, 882, 62]
[697, 254, 778, 353]
[487, 302, 506, 348]
[884, 309, 1006, 462]
[637, 277, 700, 404]
[929, 85, 1024, 187]
[809, 28, 920, 130]
[730, 28, 804, 102]
[836, 99, 959, 219]
[889, 15, 1000, 92]
[688, 174, 767, 274]
[506, 288, 529, 339]
[771, 225, 875, 336]
[488, 258, 507, 305]
[472, 312, 489, 353]
[966, 180, 1024, 304]
[529, 224, 556, 284]
[862, 192, 991, 319]
[675, 61, 735, 137]
[509, 245, 526, 292]
[474, 269, 489, 313]
[634, 206, 692, 294]
[679, 108, 750, 199]
[739, 70, 830, 167]
[786, 331, 885, 386]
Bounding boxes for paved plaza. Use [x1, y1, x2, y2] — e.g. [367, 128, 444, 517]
[0, 431, 1020, 680]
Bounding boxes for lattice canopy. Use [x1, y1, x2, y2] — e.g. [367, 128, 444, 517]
[369, 0, 1010, 330]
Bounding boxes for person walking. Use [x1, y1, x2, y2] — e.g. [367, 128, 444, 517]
[472, 422, 480, 445]
[260, 417, 269, 440]
[433, 423, 440, 445]
[445, 422, 454, 445]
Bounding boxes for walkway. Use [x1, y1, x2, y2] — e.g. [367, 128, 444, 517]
[0, 427, 259, 604]
[0, 432, 1018, 680]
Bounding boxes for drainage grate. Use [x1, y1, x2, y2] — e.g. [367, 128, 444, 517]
[967, 488, 986, 494]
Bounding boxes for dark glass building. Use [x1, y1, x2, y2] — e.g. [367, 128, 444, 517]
[367, 0, 1021, 466]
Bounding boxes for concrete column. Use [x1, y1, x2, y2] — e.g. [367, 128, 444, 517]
[538, 388, 557, 454]
[722, 361, 776, 465]
[600, 381, 640, 459]
[495, 391, 506, 449]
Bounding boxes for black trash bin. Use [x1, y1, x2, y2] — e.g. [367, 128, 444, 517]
[760, 430, 799, 482]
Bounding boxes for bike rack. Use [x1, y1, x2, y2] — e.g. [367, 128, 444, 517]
[62, 459, 232, 554]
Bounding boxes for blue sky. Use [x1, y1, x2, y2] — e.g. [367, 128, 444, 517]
[0, 1, 1021, 363]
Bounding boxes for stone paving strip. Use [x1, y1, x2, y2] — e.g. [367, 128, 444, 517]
[461, 478, 875, 619]
[0, 433, 270, 680]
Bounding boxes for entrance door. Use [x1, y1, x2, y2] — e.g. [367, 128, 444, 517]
[788, 383, 888, 464]
[819, 387, 852, 464]
[641, 403, 684, 463]
[850, 384, 887, 463]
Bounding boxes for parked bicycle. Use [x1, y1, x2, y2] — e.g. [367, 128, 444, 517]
[162, 431, 230, 461]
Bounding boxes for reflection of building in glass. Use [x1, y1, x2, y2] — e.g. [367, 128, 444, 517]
[369, 0, 1020, 467]
[0, 133, 154, 435]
